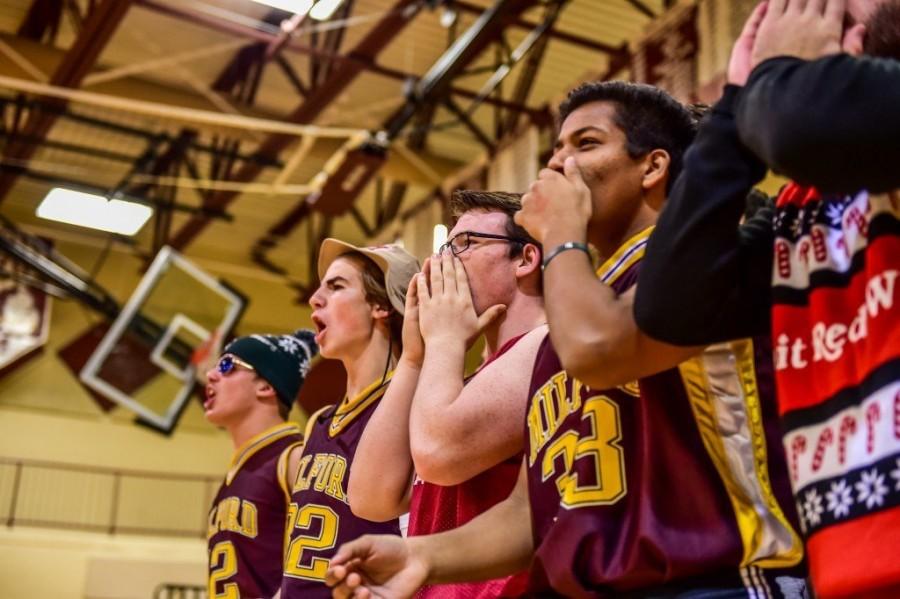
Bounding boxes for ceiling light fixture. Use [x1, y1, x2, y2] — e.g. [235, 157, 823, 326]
[36, 188, 153, 236]
[310, 0, 345, 21]
[250, 0, 314, 16]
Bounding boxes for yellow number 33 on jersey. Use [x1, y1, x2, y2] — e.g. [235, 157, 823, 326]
[542, 395, 626, 507]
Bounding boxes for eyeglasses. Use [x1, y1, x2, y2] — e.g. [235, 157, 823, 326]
[216, 355, 255, 375]
[438, 231, 530, 257]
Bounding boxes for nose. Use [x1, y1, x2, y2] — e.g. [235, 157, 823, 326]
[547, 147, 568, 173]
[309, 286, 325, 309]
[205, 366, 219, 383]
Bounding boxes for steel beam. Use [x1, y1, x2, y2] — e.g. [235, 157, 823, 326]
[135, 0, 542, 118]
[623, 0, 657, 19]
[252, 0, 544, 279]
[17, 0, 65, 43]
[453, 0, 620, 54]
[168, 0, 422, 251]
[0, 0, 133, 205]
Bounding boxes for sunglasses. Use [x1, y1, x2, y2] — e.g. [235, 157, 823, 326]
[216, 354, 256, 375]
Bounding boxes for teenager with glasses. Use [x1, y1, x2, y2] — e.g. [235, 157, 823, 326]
[346, 190, 547, 598]
[204, 330, 317, 599]
[327, 82, 807, 599]
[278, 240, 419, 599]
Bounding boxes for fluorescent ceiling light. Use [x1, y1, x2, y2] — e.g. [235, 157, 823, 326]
[432, 224, 448, 254]
[37, 188, 153, 236]
[310, 0, 344, 21]
[250, 0, 313, 15]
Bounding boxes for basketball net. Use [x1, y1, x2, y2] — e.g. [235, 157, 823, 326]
[191, 328, 223, 384]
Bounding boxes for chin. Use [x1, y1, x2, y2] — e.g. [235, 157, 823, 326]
[204, 410, 225, 427]
[317, 342, 337, 360]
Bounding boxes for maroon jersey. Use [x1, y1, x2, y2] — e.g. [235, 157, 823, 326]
[207, 422, 302, 599]
[281, 375, 401, 598]
[525, 228, 805, 597]
[408, 333, 533, 599]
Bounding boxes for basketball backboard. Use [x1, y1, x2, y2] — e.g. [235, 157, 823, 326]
[80, 246, 244, 433]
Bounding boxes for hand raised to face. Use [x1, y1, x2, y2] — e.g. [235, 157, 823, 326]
[516, 157, 593, 245]
[416, 252, 506, 349]
[749, 0, 863, 68]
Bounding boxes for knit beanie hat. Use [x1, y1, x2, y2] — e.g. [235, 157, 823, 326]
[222, 329, 318, 407]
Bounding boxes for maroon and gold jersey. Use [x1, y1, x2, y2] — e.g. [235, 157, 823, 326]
[525, 227, 805, 597]
[281, 375, 401, 598]
[207, 422, 302, 599]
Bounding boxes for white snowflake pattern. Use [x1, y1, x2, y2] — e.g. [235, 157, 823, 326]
[251, 334, 278, 351]
[825, 479, 854, 518]
[790, 214, 805, 238]
[796, 500, 807, 534]
[277, 336, 301, 354]
[855, 468, 889, 509]
[825, 203, 844, 228]
[810, 201, 823, 223]
[802, 488, 824, 526]
[773, 210, 787, 231]
[890, 458, 900, 492]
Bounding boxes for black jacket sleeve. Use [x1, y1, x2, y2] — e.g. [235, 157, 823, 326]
[634, 85, 774, 346]
[736, 54, 900, 194]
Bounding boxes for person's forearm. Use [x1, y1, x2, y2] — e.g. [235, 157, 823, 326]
[408, 339, 466, 479]
[540, 230, 638, 388]
[635, 85, 772, 346]
[413, 473, 533, 584]
[737, 55, 900, 194]
[347, 358, 420, 521]
[542, 247, 703, 386]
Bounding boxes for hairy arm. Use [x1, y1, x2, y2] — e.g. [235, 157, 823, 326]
[327, 461, 533, 599]
[540, 236, 703, 388]
[418, 461, 533, 583]
[737, 55, 900, 194]
[347, 359, 420, 521]
[409, 327, 545, 486]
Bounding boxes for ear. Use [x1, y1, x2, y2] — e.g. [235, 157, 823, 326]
[641, 149, 671, 192]
[255, 379, 277, 400]
[370, 303, 392, 322]
[516, 243, 542, 280]
[842, 23, 866, 56]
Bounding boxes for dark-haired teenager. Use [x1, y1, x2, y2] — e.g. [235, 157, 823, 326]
[325, 81, 806, 599]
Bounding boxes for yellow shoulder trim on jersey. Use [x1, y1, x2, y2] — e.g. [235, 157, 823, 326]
[225, 422, 302, 485]
[277, 441, 305, 504]
[329, 371, 393, 437]
[596, 225, 654, 285]
[303, 404, 333, 446]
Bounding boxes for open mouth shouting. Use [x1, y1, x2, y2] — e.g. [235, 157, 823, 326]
[311, 313, 327, 345]
[204, 384, 216, 412]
